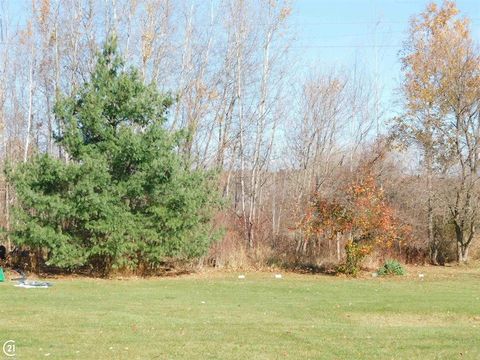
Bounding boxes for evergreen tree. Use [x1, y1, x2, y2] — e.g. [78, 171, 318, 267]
[7, 38, 219, 275]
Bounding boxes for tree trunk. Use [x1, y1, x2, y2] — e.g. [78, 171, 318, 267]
[336, 232, 341, 261]
[454, 222, 470, 263]
[457, 244, 469, 263]
[430, 246, 439, 266]
[425, 146, 437, 265]
[23, 45, 34, 163]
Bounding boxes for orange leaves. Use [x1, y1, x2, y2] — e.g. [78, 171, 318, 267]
[295, 196, 344, 237]
[296, 165, 412, 275]
[297, 168, 408, 252]
[346, 174, 394, 245]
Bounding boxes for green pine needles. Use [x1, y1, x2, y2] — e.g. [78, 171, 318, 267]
[7, 38, 220, 276]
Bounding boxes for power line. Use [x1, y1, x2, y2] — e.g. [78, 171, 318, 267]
[0, 40, 404, 49]
[287, 44, 402, 49]
[291, 18, 480, 26]
[298, 30, 405, 40]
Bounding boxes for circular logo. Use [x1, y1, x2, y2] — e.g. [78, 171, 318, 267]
[2, 340, 16, 357]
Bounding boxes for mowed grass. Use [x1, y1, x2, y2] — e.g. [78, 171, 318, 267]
[0, 266, 479, 359]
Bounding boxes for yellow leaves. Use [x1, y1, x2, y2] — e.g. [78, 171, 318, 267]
[279, 7, 291, 21]
[130, 0, 139, 14]
[39, 0, 51, 28]
[402, 0, 478, 116]
[141, 1, 158, 64]
[427, 3, 438, 14]
[49, 30, 57, 45]
[145, 1, 155, 16]
[421, 1, 458, 31]
[141, 30, 154, 63]
[207, 89, 219, 101]
[453, 18, 469, 38]
[19, 21, 33, 45]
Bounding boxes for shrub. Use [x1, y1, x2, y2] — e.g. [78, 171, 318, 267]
[377, 259, 405, 276]
[297, 165, 409, 276]
[337, 241, 372, 276]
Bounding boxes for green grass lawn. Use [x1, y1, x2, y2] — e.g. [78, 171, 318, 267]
[0, 266, 479, 359]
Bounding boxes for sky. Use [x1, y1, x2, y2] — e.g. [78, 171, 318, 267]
[2, 0, 480, 120]
[290, 0, 480, 117]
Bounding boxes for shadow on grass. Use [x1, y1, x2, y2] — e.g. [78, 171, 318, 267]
[267, 258, 339, 275]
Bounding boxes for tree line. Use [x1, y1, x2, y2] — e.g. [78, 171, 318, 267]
[0, 0, 479, 275]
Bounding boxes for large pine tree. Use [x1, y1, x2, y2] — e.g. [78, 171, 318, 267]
[7, 38, 219, 275]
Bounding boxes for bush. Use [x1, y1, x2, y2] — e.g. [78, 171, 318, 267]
[336, 240, 372, 276]
[297, 165, 410, 277]
[377, 259, 405, 276]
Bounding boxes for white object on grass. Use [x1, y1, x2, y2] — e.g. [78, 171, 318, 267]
[14, 280, 53, 289]
[15, 284, 49, 289]
[238, 275, 245, 279]
[274, 274, 282, 279]
[419, 273, 425, 279]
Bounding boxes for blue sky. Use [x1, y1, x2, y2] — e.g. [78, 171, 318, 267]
[290, 0, 480, 116]
[3, 0, 480, 118]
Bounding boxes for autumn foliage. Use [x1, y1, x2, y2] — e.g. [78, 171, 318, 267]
[298, 166, 409, 275]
